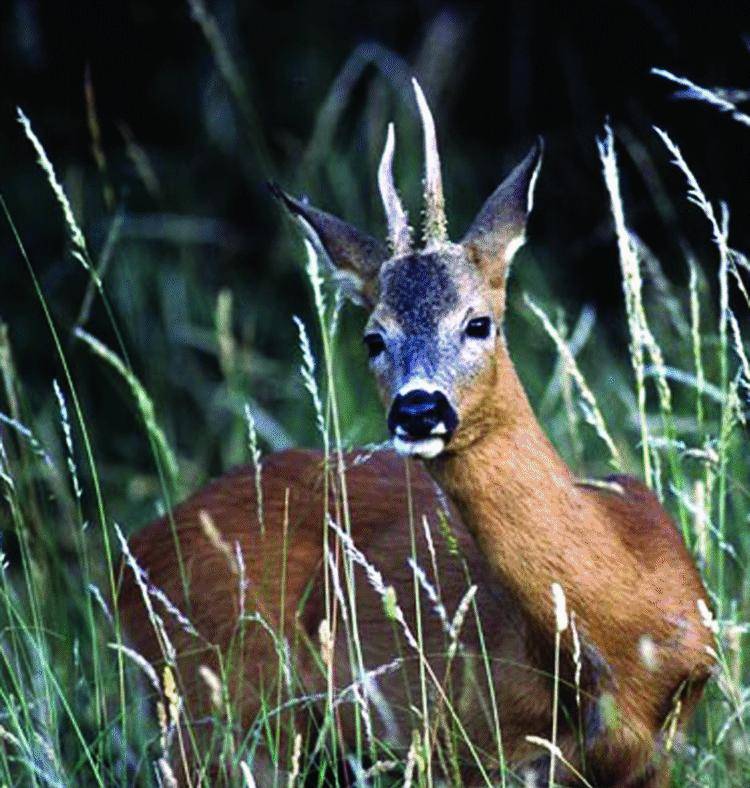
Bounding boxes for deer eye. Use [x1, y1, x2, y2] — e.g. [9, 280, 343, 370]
[464, 316, 492, 339]
[363, 332, 386, 359]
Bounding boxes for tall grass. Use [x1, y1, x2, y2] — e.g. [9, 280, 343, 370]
[0, 21, 749, 788]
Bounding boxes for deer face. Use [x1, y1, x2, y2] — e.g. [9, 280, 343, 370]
[365, 246, 495, 458]
[274, 80, 541, 459]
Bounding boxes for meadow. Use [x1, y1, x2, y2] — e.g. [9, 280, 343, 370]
[0, 7, 749, 786]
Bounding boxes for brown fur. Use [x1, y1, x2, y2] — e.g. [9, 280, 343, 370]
[426, 350, 714, 785]
[121, 451, 548, 781]
[121, 121, 714, 785]
[120, 434, 713, 784]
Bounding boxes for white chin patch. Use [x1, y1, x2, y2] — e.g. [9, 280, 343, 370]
[393, 435, 445, 459]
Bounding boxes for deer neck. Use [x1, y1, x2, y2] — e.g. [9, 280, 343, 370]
[426, 346, 625, 642]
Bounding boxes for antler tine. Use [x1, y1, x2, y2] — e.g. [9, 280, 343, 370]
[377, 122, 412, 257]
[412, 78, 448, 247]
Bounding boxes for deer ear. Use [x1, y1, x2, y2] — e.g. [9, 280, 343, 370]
[461, 139, 543, 287]
[271, 184, 387, 308]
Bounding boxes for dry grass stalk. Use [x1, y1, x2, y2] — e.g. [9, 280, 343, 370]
[199, 665, 223, 711]
[525, 294, 621, 467]
[287, 732, 303, 787]
[199, 509, 239, 576]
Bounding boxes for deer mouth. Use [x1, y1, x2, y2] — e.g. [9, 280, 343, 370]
[387, 388, 457, 459]
[392, 427, 450, 460]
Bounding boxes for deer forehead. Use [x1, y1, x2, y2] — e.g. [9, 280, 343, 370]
[376, 249, 484, 330]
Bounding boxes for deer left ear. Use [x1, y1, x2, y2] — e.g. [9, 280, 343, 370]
[270, 184, 387, 308]
[461, 139, 543, 288]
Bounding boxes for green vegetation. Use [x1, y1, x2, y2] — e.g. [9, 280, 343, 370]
[0, 7, 748, 786]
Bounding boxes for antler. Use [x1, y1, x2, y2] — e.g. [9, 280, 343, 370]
[378, 123, 412, 257]
[377, 79, 447, 254]
[413, 78, 448, 248]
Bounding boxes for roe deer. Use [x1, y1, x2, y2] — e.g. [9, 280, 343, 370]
[120, 80, 714, 786]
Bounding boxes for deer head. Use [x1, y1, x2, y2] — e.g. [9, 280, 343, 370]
[274, 79, 542, 459]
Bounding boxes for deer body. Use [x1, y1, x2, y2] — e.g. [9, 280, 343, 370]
[426, 349, 713, 784]
[123, 450, 550, 780]
[120, 81, 713, 785]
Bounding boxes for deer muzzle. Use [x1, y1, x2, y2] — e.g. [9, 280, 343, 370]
[388, 388, 458, 459]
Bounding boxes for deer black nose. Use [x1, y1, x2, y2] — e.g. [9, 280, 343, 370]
[387, 389, 458, 441]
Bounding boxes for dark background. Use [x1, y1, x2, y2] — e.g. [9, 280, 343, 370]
[4, 2, 750, 302]
[1, 0, 749, 509]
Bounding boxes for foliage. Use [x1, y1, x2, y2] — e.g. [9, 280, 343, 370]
[0, 6, 749, 786]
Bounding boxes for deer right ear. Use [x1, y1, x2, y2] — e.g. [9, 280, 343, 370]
[461, 139, 543, 289]
[270, 184, 387, 308]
